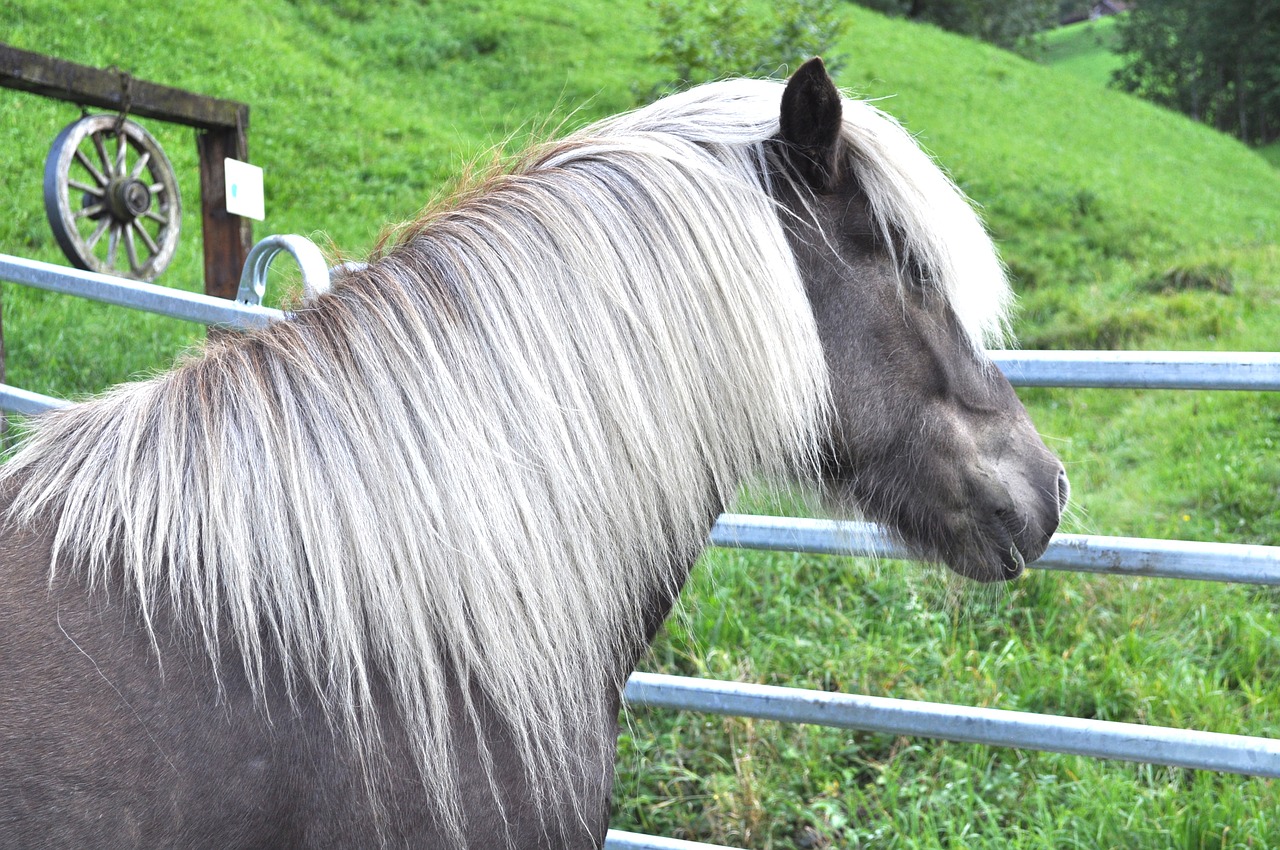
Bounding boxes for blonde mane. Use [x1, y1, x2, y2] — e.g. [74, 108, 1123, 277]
[1, 78, 1008, 840]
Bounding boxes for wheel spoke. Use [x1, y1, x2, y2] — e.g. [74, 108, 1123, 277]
[130, 151, 152, 180]
[149, 183, 166, 195]
[68, 178, 104, 197]
[123, 225, 140, 273]
[85, 217, 111, 250]
[74, 203, 105, 219]
[106, 223, 120, 268]
[114, 131, 127, 177]
[74, 149, 109, 187]
[90, 132, 112, 178]
[144, 209, 168, 225]
[131, 219, 159, 256]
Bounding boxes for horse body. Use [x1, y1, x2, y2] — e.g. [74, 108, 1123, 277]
[0, 60, 1065, 847]
[2, 515, 306, 848]
[0, 497, 624, 848]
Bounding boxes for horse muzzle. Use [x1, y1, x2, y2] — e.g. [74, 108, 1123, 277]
[953, 460, 1069, 583]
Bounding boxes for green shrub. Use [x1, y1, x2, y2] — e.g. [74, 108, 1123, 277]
[640, 0, 848, 100]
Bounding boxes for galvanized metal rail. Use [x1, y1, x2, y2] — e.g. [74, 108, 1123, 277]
[996, 349, 1280, 391]
[623, 673, 1280, 779]
[0, 384, 70, 416]
[6, 251, 1280, 389]
[0, 253, 282, 329]
[711, 514, 1280, 585]
[604, 831, 736, 850]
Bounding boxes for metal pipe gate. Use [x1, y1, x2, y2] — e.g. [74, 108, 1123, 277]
[4, 247, 1280, 850]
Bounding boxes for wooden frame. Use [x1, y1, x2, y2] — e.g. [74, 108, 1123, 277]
[0, 43, 255, 415]
[0, 43, 253, 298]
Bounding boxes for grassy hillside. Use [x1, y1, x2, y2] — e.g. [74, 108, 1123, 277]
[1039, 16, 1124, 88]
[1039, 15, 1280, 174]
[4, 2, 1280, 848]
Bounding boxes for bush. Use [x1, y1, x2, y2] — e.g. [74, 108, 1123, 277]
[640, 0, 848, 101]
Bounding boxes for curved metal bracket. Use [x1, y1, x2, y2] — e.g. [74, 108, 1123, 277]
[236, 234, 331, 307]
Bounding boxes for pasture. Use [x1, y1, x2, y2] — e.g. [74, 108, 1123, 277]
[1038, 16, 1123, 89]
[3, 1, 1280, 847]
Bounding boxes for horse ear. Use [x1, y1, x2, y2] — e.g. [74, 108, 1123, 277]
[779, 57, 843, 190]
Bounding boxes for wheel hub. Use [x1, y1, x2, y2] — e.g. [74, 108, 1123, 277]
[107, 177, 152, 221]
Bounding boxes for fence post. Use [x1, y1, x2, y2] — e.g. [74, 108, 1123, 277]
[196, 120, 252, 301]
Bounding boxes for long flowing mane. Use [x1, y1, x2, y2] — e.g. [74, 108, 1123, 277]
[1, 79, 1008, 837]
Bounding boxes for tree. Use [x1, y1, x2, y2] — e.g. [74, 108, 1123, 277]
[1113, 0, 1280, 145]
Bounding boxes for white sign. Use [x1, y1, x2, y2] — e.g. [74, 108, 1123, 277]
[224, 158, 265, 221]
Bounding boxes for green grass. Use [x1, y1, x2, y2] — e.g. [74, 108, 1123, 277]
[620, 548, 1280, 847]
[1037, 13, 1279, 175]
[1038, 16, 1124, 89]
[4, 2, 1280, 848]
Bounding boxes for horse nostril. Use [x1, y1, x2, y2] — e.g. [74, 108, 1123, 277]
[1056, 466, 1070, 513]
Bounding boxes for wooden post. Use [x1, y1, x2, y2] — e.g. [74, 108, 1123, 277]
[197, 126, 252, 301]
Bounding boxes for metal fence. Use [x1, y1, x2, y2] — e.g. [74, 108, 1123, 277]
[4, 246, 1280, 850]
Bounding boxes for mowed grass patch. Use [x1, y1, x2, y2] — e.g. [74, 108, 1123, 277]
[1038, 15, 1124, 89]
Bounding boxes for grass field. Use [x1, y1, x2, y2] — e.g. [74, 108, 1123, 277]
[1038, 13, 1280, 177]
[4, 2, 1280, 847]
[1038, 16, 1124, 89]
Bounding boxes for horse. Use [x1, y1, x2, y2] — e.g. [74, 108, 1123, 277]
[0, 59, 1067, 848]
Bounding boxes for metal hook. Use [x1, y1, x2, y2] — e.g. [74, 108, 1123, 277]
[111, 70, 133, 136]
[236, 234, 332, 307]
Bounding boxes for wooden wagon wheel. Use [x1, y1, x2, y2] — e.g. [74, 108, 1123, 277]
[43, 115, 181, 281]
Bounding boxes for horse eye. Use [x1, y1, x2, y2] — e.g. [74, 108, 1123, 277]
[840, 222, 882, 251]
[905, 255, 928, 287]
[844, 231, 880, 255]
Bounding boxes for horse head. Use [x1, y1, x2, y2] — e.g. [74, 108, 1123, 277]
[775, 59, 1068, 582]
